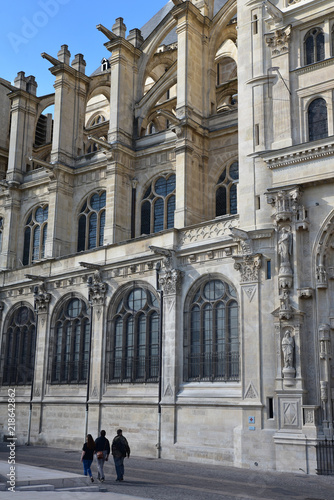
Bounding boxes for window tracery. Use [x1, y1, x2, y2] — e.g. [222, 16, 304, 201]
[184, 278, 239, 382]
[216, 161, 239, 217]
[77, 191, 106, 252]
[23, 205, 48, 265]
[304, 28, 325, 65]
[1, 306, 36, 385]
[106, 286, 160, 383]
[51, 297, 90, 384]
[141, 174, 176, 235]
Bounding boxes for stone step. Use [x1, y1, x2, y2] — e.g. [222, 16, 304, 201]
[16, 484, 55, 491]
[56, 485, 101, 492]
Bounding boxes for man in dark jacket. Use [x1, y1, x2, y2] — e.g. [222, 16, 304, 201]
[95, 430, 110, 482]
[111, 428, 130, 481]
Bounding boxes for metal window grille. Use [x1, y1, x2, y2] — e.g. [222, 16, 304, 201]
[316, 438, 334, 475]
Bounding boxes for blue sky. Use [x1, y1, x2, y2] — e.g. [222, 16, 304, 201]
[0, 0, 168, 96]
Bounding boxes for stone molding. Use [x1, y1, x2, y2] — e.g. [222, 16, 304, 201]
[179, 217, 239, 246]
[262, 141, 334, 170]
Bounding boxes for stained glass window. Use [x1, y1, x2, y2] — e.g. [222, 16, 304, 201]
[107, 286, 160, 383]
[184, 278, 239, 382]
[51, 298, 90, 384]
[23, 205, 48, 265]
[141, 174, 176, 235]
[1, 306, 36, 385]
[77, 191, 106, 252]
[216, 162, 238, 217]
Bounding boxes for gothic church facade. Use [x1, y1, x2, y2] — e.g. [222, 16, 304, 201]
[0, 0, 333, 474]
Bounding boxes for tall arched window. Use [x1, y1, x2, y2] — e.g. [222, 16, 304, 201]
[141, 174, 176, 235]
[107, 286, 160, 383]
[51, 297, 90, 384]
[216, 161, 239, 217]
[308, 98, 328, 141]
[304, 28, 325, 65]
[23, 205, 48, 265]
[1, 306, 36, 385]
[77, 191, 106, 252]
[184, 278, 239, 382]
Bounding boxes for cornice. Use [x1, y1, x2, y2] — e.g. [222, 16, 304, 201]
[257, 137, 334, 169]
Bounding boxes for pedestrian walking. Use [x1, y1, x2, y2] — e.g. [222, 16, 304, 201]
[95, 429, 110, 482]
[112, 428, 130, 482]
[81, 434, 95, 482]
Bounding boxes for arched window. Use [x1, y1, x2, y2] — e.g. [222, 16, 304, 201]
[107, 286, 160, 383]
[305, 28, 325, 65]
[1, 306, 36, 385]
[77, 191, 106, 252]
[308, 98, 328, 141]
[51, 297, 90, 384]
[141, 174, 175, 235]
[184, 278, 239, 382]
[23, 205, 48, 265]
[89, 114, 106, 127]
[216, 161, 239, 217]
[0, 216, 3, 252]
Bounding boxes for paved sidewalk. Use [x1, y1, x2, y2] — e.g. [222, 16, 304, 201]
[0, 460, 151, 498]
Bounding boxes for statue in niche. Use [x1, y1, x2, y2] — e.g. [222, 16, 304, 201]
[278, 227, 292, 266]
[282, 330, 294, 369]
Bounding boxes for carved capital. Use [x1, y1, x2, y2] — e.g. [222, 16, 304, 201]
[159, 269, 183, 295]
[265, 25, 291, 55]
[233, 254, 262, 283]
[34, 284, 51, 313]
[88, 270, 108, 306]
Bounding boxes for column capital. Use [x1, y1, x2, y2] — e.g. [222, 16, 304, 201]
[159, 269, 183, 295]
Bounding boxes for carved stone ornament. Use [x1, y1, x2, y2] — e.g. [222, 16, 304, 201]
[266, 188, 301, 224]
[159, 269, 183, 295]
[88, 271, 108, 306]
[34, 284, 51, 313]
[319, 324, 331, 361]
[316, 265, 328, 289]
[264, 25, 291, 55]
[233, 254, 262, 283]
[279, 290, 293, 320]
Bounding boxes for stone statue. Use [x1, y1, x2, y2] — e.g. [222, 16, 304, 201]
[278, 227, 292, 265]
[282, 330, 294, 368]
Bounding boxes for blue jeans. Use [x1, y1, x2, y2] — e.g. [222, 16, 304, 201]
[113, 456, 124, 480]
[83, 459, 93, 477]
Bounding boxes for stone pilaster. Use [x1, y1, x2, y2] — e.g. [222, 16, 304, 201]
[6, 73, 39, 184]
[44, 45, 89, 165]
[159, 267, 182, 454]
[87, 270, 108, 403]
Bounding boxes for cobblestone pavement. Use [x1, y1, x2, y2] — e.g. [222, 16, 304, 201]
[0, 443, 333, 499]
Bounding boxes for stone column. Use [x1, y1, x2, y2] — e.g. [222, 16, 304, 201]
[264, 25, 292, 149]
[172, 2, 210, 228]
[159, 266, 183, 456]
[86, 270, 108, 436]
[30, 283, 51, 440]
[318, 323, 332, 436]
[0, 187, 21, 269]
[45, 46, 89, 165]
[101, 24, 139, 244]
[7, 73, 39, 185]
